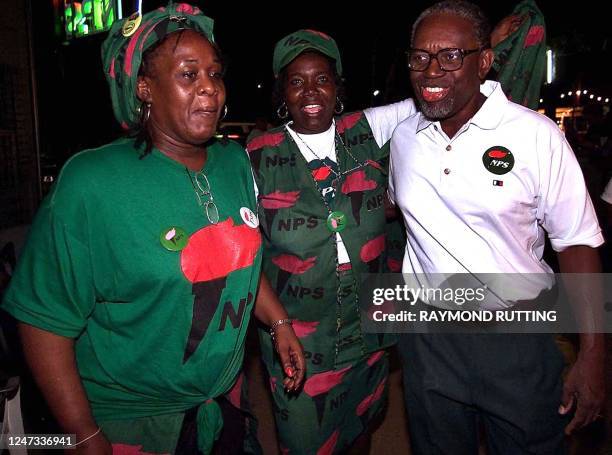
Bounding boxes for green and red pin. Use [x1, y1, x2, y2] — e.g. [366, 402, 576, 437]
[160, 226, 189, 251]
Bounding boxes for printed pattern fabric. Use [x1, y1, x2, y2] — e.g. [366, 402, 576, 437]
[492, 0, 546, 110]
[270, 350, 389, 454]
[247, 111, 396, 374]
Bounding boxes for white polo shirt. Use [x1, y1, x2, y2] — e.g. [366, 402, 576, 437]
[389, 81, 603, 304]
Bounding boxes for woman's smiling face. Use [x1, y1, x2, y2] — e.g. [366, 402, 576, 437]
[283, 51, 338, 134]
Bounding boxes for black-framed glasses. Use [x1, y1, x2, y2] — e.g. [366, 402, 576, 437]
[406, 48, 481, 72]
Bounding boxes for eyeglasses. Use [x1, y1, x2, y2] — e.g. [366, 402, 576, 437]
[187, 169, 220, 224]
[406, 48, 481, 72]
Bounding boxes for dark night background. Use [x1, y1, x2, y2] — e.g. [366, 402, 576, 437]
[28, 1, 612, 168]
[1, 2, 611, 451]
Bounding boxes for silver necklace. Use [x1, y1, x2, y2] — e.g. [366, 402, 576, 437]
[333, 128, 369, 173]
[291, 126, 340, 178]
[287, 123, 368, 179]
[185, 167, 220, 224]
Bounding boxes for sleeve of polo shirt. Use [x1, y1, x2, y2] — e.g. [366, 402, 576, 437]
[537, 125, 604, 251]
[602, 177, 612, 205]
[364, 98, 417, 148]
[387, 145, 397, 205]
[1, 161, 96, 338]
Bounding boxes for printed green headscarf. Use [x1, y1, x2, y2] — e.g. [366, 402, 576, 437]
[272, 29, 342, 77]
[101, 2, 215, 130]
[492, 0, 546, 110]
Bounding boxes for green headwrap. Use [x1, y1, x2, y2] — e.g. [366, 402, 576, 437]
[272, 29, 342, 77]
[492, 0, 546, 110]
[101, 2, 215, 130]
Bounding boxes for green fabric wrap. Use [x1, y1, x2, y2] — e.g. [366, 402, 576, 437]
[101, 2, 215, 130]
[273, 29, 342, 77]
[492, 0, 546, 110]
[197, 402, 223, 453]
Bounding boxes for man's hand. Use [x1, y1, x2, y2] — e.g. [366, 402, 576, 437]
[556, 246, 606, 434]
[559, 352, 605, 435]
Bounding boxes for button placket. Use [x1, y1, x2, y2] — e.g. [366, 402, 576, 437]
[442, 142, 453, 178]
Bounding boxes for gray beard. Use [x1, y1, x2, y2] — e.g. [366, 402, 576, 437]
[418, 96, 454, 120]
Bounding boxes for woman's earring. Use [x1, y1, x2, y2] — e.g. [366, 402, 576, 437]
[220, 105, 228, 121]
[334, 98, 344, 115]
[276, 102, 289, 120]
[140, 102, 151, 124]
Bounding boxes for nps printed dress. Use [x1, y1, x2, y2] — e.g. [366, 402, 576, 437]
[247, 101, 413, 453]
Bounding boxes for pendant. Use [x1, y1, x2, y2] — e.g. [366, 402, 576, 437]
[160, 226, 189, 251]
[326, 211, 347, 233]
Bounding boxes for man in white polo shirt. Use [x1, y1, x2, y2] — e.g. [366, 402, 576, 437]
[389, 1, 605, 453]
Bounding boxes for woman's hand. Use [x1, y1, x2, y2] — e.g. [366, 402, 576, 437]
[491, 14, 526, 48]
[73, 430, 112, 454]
[273, 324, 306, 392]
[253, 274, 307, 391]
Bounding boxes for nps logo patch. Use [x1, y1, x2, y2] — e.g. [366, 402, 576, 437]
[482, 146, 514, 175]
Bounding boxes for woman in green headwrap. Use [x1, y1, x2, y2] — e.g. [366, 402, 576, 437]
[1, 3, 303, 454]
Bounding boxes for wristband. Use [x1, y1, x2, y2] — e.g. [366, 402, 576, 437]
[269, 318, 293, 343]
[71, 427, 101, 447]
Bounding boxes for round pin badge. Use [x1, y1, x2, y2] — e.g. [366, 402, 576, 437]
[240, 207, 259, 228]
[326, 211, 347, 233]
[121, 12, 142, 37]
[160, 226, 189, 251]
[482, 146, 514, 175]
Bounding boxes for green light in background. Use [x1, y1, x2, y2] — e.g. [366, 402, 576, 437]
[62, 0, 117, 39]
[93, 0, 103, 29]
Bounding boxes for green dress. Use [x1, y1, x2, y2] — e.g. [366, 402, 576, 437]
[247, 111, 396, 453]
[2, 137, 262, 454]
